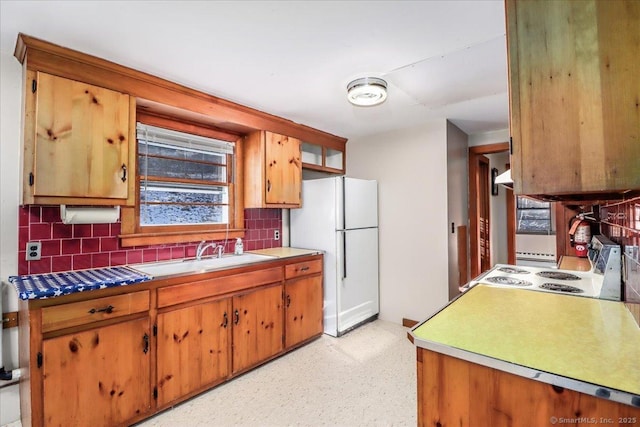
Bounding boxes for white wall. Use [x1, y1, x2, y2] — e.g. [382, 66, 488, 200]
[0, 50, 22, 425]
[468, 128, 509, 147]
[346, 120, 449, 324]
[446, 121, 468, 299]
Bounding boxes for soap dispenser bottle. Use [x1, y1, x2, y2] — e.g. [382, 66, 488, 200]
[234, 238, 244, 255]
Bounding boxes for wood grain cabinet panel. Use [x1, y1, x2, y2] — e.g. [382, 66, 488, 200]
[244, 130, 302, 208]
[417, 348, 640, 427]
[156, 298, 231, 407]
[42, 317, 151, 427]
[285, 275, 323, 348]
[232, 283, 284, 373]
[41, 290, 149, 333]
[24, 71, 134, 205]
[506, 0, 640, 198]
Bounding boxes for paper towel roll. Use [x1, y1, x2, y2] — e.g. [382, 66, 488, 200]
[60, 205, 120, 225]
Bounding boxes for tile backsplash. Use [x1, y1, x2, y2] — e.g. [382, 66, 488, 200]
[18, 206, 282, 275]
[599, 196, 640, 302]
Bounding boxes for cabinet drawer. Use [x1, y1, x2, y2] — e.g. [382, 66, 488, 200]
[157, 267, 283, 308]
[42, 291, 149, 333]
[285, 259, 322, 279]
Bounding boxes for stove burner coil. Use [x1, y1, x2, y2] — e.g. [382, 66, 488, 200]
[539, 283, 584, 293]
[484, 276, 533, 286]
[536, 271, 581, 281]
[497, 266, 531, 274]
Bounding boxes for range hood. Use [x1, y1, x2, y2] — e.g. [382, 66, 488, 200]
[494, 169, 513, 188]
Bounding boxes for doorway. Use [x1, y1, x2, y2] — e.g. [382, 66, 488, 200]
[468, 142, 513, 279]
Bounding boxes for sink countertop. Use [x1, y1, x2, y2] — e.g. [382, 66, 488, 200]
[248, 247, 322, 258]
[410, 285, 640, 407]
[9, 247, 322, 301]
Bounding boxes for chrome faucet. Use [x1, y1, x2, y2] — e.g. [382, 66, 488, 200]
[196, 241, 217, 260]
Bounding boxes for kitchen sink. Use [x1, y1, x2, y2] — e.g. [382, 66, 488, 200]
[128, 253, 278, 278]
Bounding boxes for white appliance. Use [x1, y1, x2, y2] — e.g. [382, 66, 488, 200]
[290, 176, 379, 337]
[461, 235, 622, 300]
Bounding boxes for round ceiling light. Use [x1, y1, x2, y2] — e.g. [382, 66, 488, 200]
[347, 77, 388, 107]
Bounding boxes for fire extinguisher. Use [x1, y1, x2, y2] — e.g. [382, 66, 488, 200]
[569, 213, 592, 258]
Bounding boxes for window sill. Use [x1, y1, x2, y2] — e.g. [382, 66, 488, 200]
[119, 229, 245, 247]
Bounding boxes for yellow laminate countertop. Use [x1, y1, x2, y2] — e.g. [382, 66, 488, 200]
[411, 285, 640, 398]
[249, 247, 322, 258]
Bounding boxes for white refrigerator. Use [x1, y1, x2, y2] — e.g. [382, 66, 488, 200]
[290, 176, 379, 337]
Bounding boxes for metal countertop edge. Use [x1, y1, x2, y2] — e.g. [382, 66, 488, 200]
[409, 332, 640, 408]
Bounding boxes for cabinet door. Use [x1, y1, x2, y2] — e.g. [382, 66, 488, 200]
[265, 132, 301, 205]
[507, 0, 640, 196]
[232, 284, 283, 373]
[285, 275, 323, 348]
[156, 298, 231, 407]
[34, 72, 130, 199]
[42, 317, 151, 427]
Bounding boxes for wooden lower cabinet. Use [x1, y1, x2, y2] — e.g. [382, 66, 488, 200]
[232, 283, 284, 373]
[417, 348, 640, 426]
[156, 298, 231, 407]
[42, 317, 151, 427]
[21, 255, 323, 426]
[285, 275, 323, 348]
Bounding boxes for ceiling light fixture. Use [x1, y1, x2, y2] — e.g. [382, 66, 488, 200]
[347, 77, 388, 107]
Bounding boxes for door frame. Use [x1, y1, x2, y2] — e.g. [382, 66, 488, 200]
[468, 142, 511, 279]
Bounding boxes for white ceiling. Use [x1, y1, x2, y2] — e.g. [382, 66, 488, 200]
[0, 0, 509, 140]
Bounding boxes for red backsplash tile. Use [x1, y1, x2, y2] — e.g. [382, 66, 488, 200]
[17, 206, 282, 275]
[52, 255, 72, 272]
[30, 223, 52, 240]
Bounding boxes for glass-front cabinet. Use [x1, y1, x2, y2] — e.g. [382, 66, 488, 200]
[301, 141, 345, 174]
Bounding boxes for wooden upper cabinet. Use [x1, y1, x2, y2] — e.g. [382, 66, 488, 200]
[301, 141, 346, 174]
[244, 130, 302, 208]
[23, 71, 135, 205]
[506, 0, 640, 198]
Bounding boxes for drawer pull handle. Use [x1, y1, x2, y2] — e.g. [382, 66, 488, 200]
[286, 295, 291, 308]
[299, 266, 310, 272]
[121, 164, 127, 182]
[88, 305, 114, 315]
[222, 312, 228, 328]
[234, 309, 239, 325]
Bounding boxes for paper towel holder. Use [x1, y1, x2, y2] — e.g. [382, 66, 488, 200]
[60, 205, 121, 225]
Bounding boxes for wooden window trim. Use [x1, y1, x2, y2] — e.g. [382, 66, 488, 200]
[120, 111, 245, 247]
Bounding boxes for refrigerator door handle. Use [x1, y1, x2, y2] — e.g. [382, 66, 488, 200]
[343, 233, 347, 279]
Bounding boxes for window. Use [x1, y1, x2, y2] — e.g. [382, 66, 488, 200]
[120, 119, 244, 247]
[516, 196, 554, 234]
[137, 123, 233, 227]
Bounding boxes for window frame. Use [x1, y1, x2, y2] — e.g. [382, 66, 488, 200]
[119, 112, 245, 247]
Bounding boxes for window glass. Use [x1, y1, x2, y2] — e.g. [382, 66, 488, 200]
[516, 196, 553, 234]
